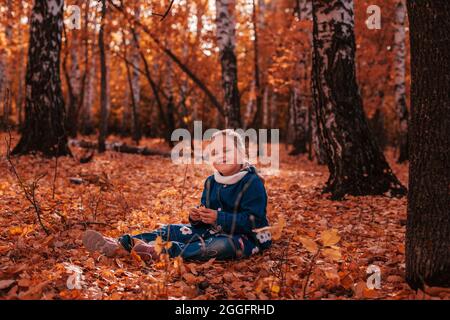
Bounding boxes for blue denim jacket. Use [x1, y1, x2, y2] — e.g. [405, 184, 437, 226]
[191, 167, 272, 249]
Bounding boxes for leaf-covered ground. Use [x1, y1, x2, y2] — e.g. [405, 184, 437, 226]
[0, 134, 447, 300]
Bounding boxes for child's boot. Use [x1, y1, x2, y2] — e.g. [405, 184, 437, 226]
[82, 230, 126, 257]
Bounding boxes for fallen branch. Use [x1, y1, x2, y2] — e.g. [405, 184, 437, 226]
[70, 139, 171, 157]
[67, 221, 111, 229]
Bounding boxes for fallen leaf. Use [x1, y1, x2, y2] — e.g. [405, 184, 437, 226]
[0, 279, 15, 290]
[322, 248, 342, 261]
[298, 236, 318, 253]
[320, 229, 340, 246]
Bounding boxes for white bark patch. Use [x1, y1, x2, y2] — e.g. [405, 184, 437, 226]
[33, 13, 44, 23]
[215, 0, 237, 52]
[47, 0, 63, 16]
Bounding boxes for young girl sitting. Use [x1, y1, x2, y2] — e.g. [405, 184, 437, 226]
[82, 129, 272, 262]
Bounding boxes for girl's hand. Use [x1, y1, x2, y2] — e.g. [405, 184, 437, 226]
[198, 208, 218, 225]
[189, 207, 202, 221]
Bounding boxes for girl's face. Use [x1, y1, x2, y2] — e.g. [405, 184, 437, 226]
[209, 135, 243, 176]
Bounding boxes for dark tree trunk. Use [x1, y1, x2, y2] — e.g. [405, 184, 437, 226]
[368, 107, 387, 150]
[98, 0, 108, 153]
[311, 0, 406, 199]
[289, 84, 309, 155]
[405, 0, 450, 290]
[290, 45, 310, 156]
[216, 0, 241, 128]
[13, 0, 70, 157]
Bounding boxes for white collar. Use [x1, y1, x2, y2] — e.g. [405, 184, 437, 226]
[213, 169, 248, 185]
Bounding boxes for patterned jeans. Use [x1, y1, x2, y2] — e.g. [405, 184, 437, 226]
[118, 224, 261, 261]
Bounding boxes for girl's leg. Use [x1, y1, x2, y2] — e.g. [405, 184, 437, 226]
[131, 234, 262, 262]
[133, 235, 238, 261]
[178, 235, 240, 261]
[118, 224, 206, 252]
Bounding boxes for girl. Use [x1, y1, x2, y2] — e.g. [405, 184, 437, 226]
[82, 129, 272, 262]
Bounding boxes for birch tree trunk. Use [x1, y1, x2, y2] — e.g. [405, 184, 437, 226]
[81, 0, 95, 135]
[294, 0, 326, 162]
[295, 0, 312, 21]
[216, 0, 241, 128]
[130, 7, 141, 144]
[406, 0, 450, 290]
[394, 0, 409, 163]
[66, 31, 82, 137]
[13, 0, 70, 156]
[311, 0, 406, 199]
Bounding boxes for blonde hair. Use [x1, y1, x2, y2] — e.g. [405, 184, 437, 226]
[210, 129, 249, 166]
[209, 129, 265, 183]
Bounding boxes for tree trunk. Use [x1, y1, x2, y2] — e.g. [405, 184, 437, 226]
[290, 57, 309, 155]
[81, 1, 95, 135]
[295, 0, 326, 162]
[311, 0, 406, 199]
[65, 27, 82, 138]
[130, 7, 141, 144]
[295, 0, 312, 21]
[165, 53, 176, 146]
[0, 0, 13, 129]
[250, 0, 263, 129]
[405, 0, 450, 290]
[13, 0, 70, 157]
[216, 0, 241, 128]
[98, 0, 108, 153]
[16, 27, 26, 129]
[394, 0, 409, 163]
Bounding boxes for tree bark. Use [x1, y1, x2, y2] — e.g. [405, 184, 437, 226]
[250, 0, 263, 129]
[13, 0, 70, 157]
[290, 57, 309, 155]
[216, 0, 241, 128]
[394, 0, 409, 163]
[294, 0, 326, 162]
[129, 6, 141, 144]
[81, 1, 95, 135]
[311, 0, 406, 199]
[405, 0, 450, 290]
[98, 0, 108, 153]
[63, 27, 82, 138]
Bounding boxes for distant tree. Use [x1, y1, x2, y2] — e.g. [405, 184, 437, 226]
[289, 58, 309, 155]
[98, 0, 109, 153]
[129, 6, 141, 144]
[63, 22, 83, 138]
[393, 0, 409, 163]
[215, 0, 241, 128]
[405, 0, 450, 290]
[80, 1, 96, 135]
[311, 0, 406, 199]
[13, 0, 70, 156]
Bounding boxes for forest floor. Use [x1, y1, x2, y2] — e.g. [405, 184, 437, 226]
[0, 133, 447, 300]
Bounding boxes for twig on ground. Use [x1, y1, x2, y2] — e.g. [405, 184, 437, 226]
[4, 129, 50, 235]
